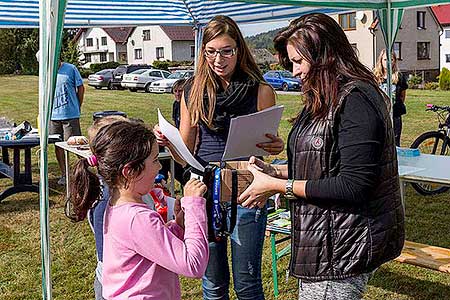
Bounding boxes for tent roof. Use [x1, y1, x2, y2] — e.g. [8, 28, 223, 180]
[0, 0, 354, 28]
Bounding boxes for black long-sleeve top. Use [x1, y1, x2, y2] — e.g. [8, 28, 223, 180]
[305, 90, 386, 205]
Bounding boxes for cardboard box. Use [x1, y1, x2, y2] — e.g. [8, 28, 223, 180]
[212, 161, 254, 202]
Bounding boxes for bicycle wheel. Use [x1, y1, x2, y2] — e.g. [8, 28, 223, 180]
[409, 131, 450, 195]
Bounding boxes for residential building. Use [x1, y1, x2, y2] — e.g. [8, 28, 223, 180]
[127, 26, 195, 65]
[74, 27, 133, 68]
[331, 7, 441, 81]
[431, 5, 450, 71]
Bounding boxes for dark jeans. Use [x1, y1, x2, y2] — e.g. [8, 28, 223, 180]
[202, 203, 267, 300]
[393, 116, 402, 147]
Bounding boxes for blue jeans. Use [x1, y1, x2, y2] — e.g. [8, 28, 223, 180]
[202, 203, 267, 300]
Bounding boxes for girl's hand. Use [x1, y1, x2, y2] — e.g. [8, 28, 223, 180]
[183, 178, 207, 198]
[239, 163, 277, 208]
[248, 156, 279, 178]
[153, 124, 170, 147]
[256, 133, 284, 155]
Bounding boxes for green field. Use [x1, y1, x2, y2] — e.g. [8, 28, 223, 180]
[0, 75, 449, 300]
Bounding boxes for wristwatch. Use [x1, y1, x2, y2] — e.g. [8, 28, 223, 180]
[285, 179, 296, 200]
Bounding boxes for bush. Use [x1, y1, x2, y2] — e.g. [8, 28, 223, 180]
[424, 82, 439, 90]
[0, 61, 16, 75]
[79, 68, 93, 78]
[408, 73, 422, 89]
[439, 67, 450, 91]
[152, 60, 171, 71]
[90, 61, 120, 73]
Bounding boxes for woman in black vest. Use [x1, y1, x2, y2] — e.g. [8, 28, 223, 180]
[155, 15, 283, 300]
[239, 13, 405, 300]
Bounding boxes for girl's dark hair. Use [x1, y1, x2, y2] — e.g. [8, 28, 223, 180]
[68, 120, 156, 222]
[274, 13, 381, 119]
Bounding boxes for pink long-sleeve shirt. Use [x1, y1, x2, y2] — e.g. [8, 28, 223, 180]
[102, 196, 208, 300]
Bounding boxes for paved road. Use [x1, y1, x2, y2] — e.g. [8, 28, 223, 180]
[276, 90, 302, 96]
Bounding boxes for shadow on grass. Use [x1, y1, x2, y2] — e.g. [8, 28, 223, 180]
[0, 184, 63, 214]
[370, 267, 450, 300]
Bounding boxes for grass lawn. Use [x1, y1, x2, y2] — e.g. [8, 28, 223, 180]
[0, 75, 449, 300]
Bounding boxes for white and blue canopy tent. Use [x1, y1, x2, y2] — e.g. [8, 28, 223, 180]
[1, 0, 449, 299]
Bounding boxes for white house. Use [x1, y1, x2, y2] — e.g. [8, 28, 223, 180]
[127, 25, 195, 65]
[74, 27, 134, 68]
[432, 5, 450, 71]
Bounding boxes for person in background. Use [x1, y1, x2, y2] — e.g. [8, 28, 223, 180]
[49, 58, 85, 185]
[239, 13, 405, 300]
[156, 15, 283, 300]
[158, 78, 188, 185]
[374, 49, 408, 146]
[68, 120, 209, 300]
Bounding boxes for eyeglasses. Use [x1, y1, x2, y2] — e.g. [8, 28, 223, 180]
[204, 48, 236, 59]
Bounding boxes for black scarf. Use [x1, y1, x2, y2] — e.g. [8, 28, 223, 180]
[203, 73, 259, 134]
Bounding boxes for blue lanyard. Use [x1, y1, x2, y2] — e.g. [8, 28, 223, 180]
[212, 168, 222, 231]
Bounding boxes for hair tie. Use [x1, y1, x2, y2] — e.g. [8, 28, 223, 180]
[87, 155, 98, 167]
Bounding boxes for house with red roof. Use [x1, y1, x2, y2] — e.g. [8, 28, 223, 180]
[127, 25, 195, 65]
[74, 27, 134, 68]
[431, 5, 450, 71]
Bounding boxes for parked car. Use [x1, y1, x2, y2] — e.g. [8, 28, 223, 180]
[88, 69, 114, 90]
[111, 64, 153, 90]
[121, 69, 172, 92]
[148, 70, 194, 93]
[263, 70, 301, 91]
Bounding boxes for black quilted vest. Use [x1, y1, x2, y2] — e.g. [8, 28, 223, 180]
[287, 81, 405, 280]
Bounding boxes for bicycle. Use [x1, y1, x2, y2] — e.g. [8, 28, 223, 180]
[410, 104, 450, 195]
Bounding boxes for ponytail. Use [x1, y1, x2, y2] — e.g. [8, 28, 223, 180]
[67, 158, 101, 222]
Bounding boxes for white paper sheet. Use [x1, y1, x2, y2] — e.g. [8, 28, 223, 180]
[158, 109, 205, 172]
[222, 105, 284, 161]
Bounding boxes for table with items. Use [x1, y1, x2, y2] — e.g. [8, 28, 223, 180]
[0, 133, 61, 202]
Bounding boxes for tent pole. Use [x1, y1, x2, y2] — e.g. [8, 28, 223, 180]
[386, 0, 393, 119]
[38, 0, 67, 299]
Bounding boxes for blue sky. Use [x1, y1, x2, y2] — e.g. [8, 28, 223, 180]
[240, 20, 289, 37]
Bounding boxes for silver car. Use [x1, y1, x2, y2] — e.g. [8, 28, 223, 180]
[149, 70, 194, 93]
[121, 69, 172, 92]
[88, 69, 114, 90]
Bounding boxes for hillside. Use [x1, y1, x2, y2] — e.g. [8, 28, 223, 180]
[245, 28, 280, 53]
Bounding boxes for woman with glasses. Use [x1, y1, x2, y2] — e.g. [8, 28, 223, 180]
[156, 15, 283, 299]
[239, 13, 404, 299]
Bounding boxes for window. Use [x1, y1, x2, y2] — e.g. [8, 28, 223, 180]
[149, 70, 162, 77]
[135, 48, 142, 59]
[446, 30, 450, 39]
[86, 38, 93, 47]
[143, 30, 151, 41]
[101, 36, 107, 46]
[100, 53, 107, 62]
[156, 47, 164, 59]
[84, 53, 91, 63]
[417, 11, 426, 29]
[446, 54, 450, 63]
[190, 45, 195, 58]
[339, 12, 356, 30]
[417, 42, 430, 60]
[393, 42, 402, 60]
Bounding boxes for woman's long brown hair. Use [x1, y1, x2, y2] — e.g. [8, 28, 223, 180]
[274, 13, 381, 119]
[188, 15, 264, 128]
[373, 48, 399, 84]
[68, 120, 156, 222]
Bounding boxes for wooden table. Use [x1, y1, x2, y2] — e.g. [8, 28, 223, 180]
[0, 134, 61, 202]
[55, 141, 176, 199]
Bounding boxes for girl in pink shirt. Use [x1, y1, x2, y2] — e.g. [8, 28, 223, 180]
[69, 120, 209, 300]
